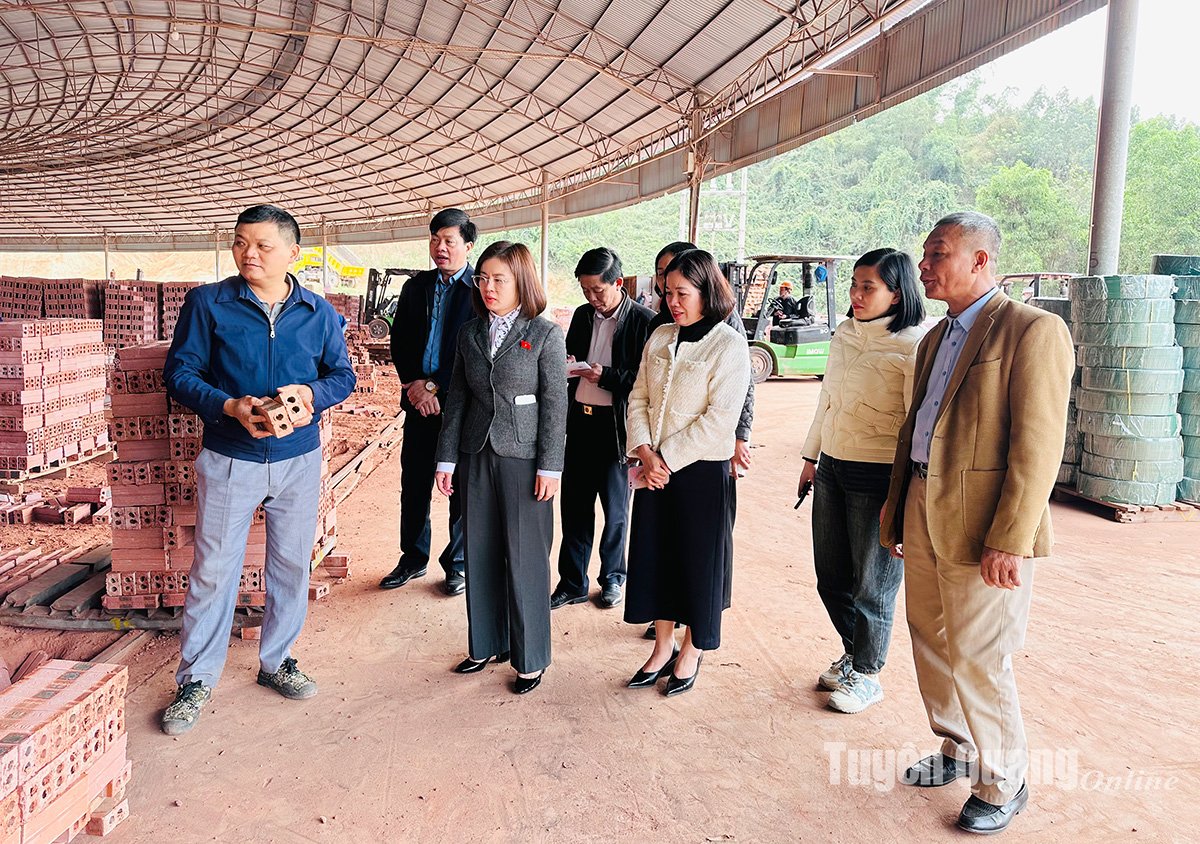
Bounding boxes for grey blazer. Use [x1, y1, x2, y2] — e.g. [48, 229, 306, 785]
[436, 314, 568, 471]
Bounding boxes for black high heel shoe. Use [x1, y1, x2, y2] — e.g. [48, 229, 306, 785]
[513, 670, 544, 694]
[664, 653, 703, 697]
[453, 651, 510, 674]
[626, 649, 680, 688]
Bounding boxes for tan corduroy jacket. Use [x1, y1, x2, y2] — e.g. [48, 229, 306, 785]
[802, 316, 926, 464]
[626, 321, 751, 472]
[879, 293, 1074, 561]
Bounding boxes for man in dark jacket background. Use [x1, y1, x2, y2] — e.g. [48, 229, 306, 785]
[551, 248, 655, 610]
[161, 204, 355, 735]
[381, 209, 477, 596]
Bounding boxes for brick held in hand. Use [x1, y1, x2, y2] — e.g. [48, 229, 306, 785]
[275, 386, 310, 423]
[252, 398, 294, 438]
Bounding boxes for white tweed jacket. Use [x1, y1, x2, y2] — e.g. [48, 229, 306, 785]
[625, 321, 751, 472]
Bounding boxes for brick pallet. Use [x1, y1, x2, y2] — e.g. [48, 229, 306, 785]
[102, 281, 158, 349]
[104, 342, 337, 615]
[0, 278, 43, 321]
[43, 281, 104, 321]
[159, 282, 202, 342]
[0, 659, 132, 843]
[325, 293, 363, 327]
[0, 320, 109, 480]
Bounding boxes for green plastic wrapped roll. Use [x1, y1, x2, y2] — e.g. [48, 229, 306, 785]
[1076, 344, 1183, 370]
[1173, 276, 1200, 301]
[1179, 393, 1200, 416]
[1078, 472, 1179, 505]
[1182, 414, 1200, 436]
[1071, 299, 1175, 324]
[1186, 457, 1200, 477]
[1081, 367, 1184, 395]
[1057, 463, 1077, 486]
[1178, 477, 1200, 502]
[1077, 409, 1181, 438]
[1080, 452, 1184, 483]
[1083, 434, 1182, 460]
[1074, 322, 1177, 347]
[1151, 255, 1200, 276]
[1062, 440, 1080, 463]
[1185, 370, 1200, 392]
[1177, 325, 1200, 347]
[1185, 436, 1200, 458]
[1176, 302, 1200, 325]
[1075, 388, 1178, 415]
[1069, 275, 1176, 301]
[1031, 297, 1071, 319]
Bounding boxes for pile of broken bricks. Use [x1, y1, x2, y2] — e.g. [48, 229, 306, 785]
[0, 660, 133, 843]
[0, 488, 110, 526]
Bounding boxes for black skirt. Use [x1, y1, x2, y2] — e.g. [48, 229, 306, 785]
[624, 459, 733, 650]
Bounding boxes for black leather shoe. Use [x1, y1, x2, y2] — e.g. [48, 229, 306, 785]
[549, 589, 588, 610]
[598, 583, 623, 608]
[380, 559, 427, 590]
[664, 653, 703, 697]
[513, 671, 544, 694]
[902, 753, 973, 787]
[443, 570, 465, 596]
[956, 782, 1028, 835]
[643, 621, 682, 640]
[627, 649, 679, 688]
[453, 651, 510, 674]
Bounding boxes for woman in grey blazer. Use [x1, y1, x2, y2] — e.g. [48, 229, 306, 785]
[434, 241, 568, 694]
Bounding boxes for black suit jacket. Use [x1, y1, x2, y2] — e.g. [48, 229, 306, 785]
[565, 295, 655, 462]
[390, 266, 475, 409]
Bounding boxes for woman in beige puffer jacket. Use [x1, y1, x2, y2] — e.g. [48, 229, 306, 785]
[797, 248, 928, 715]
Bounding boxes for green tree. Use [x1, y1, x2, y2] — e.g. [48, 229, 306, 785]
[1120, 117, 1200, 271]
[976, 162, 1087, 272]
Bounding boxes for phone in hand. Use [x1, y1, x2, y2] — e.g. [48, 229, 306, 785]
[794, 480, 813, 509]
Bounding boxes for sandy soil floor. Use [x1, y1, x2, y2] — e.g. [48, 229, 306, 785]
[8, 378, 1199, 843]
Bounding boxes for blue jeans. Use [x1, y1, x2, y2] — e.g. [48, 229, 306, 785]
[811, 454, 902, 675]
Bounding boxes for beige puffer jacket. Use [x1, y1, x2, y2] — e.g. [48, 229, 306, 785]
[801, 316, 926, 464]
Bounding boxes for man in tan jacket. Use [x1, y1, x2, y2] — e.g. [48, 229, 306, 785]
[880, 212, 1073, 835]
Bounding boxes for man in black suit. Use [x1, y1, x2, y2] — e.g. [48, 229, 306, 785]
[381, 209, 477, 596]
[551, 248, 655, 610]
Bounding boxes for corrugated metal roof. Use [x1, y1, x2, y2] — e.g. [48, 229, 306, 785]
[0, 0, 1103, 249]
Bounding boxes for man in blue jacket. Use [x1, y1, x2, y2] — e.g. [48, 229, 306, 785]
[160, 205, 355, 736]
[379, 209, 477, 596]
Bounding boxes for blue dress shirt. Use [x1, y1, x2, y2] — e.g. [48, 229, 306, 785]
[421, 264, 470, 377]
[910, 287, 1000, 464]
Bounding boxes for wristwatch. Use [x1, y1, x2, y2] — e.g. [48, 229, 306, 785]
[424, 380, 439, 395]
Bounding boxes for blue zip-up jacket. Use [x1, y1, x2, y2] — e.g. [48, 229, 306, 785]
[164, 274, 356, 462]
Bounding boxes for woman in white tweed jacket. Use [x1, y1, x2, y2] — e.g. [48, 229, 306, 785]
[623, 249, 750, 696]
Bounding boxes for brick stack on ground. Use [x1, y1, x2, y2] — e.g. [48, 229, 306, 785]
[1031, 295, 1079, 486]
[0, 320, 108, 479]
[325, 293, 363, 327]
[1152, 255, 1200, 502]
[0, 278, 43, 321]
[104, 342, 336, 614]
[43, 280, 104, 320]
[159, 282, 203, 342]
[102, 281, 158, 349]
[0, 659, 132, 844]
[1070, 275, 1184, 506]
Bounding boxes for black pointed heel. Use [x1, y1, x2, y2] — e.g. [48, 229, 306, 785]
[664, 653, 703, 697]
[627, 649, 680, 688]
[453, 651, 511, 674]
[513, 670, 544, 694]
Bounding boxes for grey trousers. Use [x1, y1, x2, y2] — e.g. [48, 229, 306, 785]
[460, 447, 553, 674]
[176, 447, 322, 687]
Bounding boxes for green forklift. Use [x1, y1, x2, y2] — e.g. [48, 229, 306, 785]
[727, 255, 853, 383]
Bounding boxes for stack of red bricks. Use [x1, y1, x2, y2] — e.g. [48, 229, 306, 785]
[43, 281, 104, 320]
[0, 320, 108, 479]
[102, 281, 159, 349]
[0, 278, 44, 320]
[315, 411, 337, 564]
[325, 293, 362, 326]
[104, 342, 338, 613]
[0, 660, 132, 843]
[159, 282, 202, 342]
[352, 363, 378, 393]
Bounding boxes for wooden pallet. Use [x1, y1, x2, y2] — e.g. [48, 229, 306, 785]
[1051, 484, 1200, 523]
[329, 411, 404, 505]
[0, 443, 114, 490]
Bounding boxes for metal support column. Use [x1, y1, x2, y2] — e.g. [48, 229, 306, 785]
[214, 230, 221, 282]
[540, 172, 550, 289]
[685, 107, 706, 244]
[102, 233, 110, 280]
[321, 221, 329, 293]
[1088, 0, 1140, 275]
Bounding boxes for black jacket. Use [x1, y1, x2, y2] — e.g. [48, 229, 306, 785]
[566, 294, 656, 462]
[390, 266, 475, 410]
[651, 302, 755, 441]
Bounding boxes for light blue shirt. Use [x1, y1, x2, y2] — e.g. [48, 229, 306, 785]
[909, 287, 1000, 464]
[421, 264, 469, 377]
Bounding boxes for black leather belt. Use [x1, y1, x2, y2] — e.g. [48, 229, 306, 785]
[576, 403, 613, 417]
[911, 460, 930, 479]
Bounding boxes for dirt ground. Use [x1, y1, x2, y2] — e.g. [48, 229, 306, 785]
[6, 379, 1199, 843]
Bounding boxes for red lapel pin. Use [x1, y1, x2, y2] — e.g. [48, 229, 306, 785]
[520, 340, 532, 350]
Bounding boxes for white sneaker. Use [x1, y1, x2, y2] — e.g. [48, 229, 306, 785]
[828, 671, 883, 714]
[818, 654, 853, 691]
